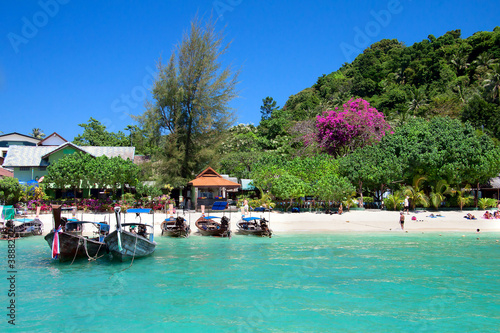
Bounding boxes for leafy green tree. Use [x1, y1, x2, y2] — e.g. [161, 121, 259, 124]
[313, 172, 355, 204]
[379, 117, 500, 186]
[271, 172, 307, 211]
[141, 17, 239, 183]
[260, 96, 279, 121]
[45, 152, 94, 200]
[74, 118, 129, 146]
[46, 152, 139, 199]
[0, 177, 24, 205]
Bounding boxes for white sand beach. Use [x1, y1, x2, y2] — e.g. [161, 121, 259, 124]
[26, 208, 500, 236]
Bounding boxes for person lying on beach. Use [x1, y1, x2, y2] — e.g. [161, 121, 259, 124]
[464, 213, 476, 220]
[483, 211, 493, 219]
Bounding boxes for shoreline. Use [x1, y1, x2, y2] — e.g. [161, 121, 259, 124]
[13, 209, 500, 236]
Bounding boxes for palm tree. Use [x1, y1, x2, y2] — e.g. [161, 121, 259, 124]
[31, 128, 45, 139]
[473, 53, 495, 80]
[384, 190, 404, 211]
[451, 184, 472, 211]
[407, 86, 429, 116]
[404, 175, 430, 211]
[483, 63, 500, 102]
[429, 180, 452, 210]
[450, 53, 470, 76]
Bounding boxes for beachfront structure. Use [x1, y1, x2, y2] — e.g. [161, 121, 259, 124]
[0, 132, 41, 163]
[187, 167, 240, 211]
[2, 138, 135, 185]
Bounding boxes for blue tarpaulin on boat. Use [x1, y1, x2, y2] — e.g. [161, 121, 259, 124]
[242, 217, 261, 222]
[127, 208, 152, 214]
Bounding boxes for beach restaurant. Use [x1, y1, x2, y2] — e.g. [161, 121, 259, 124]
[187, 167, 240, 211]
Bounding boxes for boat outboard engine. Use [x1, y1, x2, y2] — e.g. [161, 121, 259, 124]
[176, 216, 184, 229]
[138, 224, 147, 238]
[221, 216, 229, 229]
[5, 220, 14, 230]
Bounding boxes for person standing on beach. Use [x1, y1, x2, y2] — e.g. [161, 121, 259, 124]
[404, 196, 410, 215]
[243, 199, 249, 215]
[399, 212, 405, 230]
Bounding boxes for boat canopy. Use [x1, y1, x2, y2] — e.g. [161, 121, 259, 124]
[203, 216, 222, 220]
[127, 208, 152, 214]
[242, 217, 261, 222]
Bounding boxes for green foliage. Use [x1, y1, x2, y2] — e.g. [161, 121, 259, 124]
[249, 193, 275, 210]
[429, 180, 452, 210]
[135, 182, 163, 199]
[452, 185, 473, 211]
[260, 96, 279, 121]
[31, 128, 45, 139]
[0, 177, 24, 205]
[384, 191, 404, 211]
[404, 176, 430, 209]
[282, 28, 500, 125]
[314, 172, 355, 203]
[73, 118, 129, 146]
[139, 17, 239, 184]
[45, 152, 139, 198]
[478, 197, 498, 210]
[376, 117, 500, 186]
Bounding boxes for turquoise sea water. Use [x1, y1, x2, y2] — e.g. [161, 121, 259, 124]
[1, 233, 500, 332]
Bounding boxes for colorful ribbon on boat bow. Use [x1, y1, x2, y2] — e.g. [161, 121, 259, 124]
[51, 226, 62, 259]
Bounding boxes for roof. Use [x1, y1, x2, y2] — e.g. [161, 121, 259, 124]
[3, 144, 135, 167]
[0, 167, 13, 178]
[188, 167, 241, 188]
[37, 132, 68, 146]
[0, 132, 40, 143]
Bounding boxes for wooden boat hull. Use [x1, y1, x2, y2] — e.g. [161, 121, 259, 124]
[161, 220, 191, 238]
[105, 230, 156, 261]
[237, 222, 272, 237]
[161, 228, 191, 238]
[44, 232, 108, 262]
[195, 217, 231, 237]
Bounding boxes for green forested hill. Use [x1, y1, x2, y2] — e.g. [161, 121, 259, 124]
[283, 28, 500, 138]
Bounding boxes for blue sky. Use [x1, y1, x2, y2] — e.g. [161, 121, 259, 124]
[0, 0, 498, 141]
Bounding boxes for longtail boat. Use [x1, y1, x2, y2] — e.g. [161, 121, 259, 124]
[44, 205, 110, 262]
[105, 207, 156, 261]
[195, 215, 231, 237]
[161, 216, 191, 238]
[237, 216, 272, 238]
